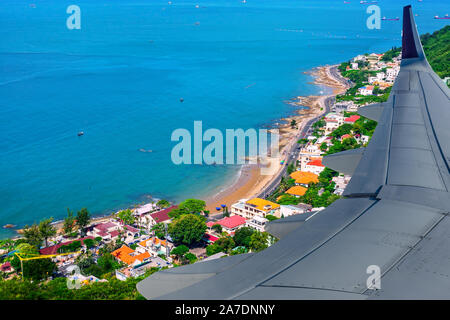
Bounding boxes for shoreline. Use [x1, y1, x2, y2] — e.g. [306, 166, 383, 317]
[204, 64, 349, 214]
[7, 64, 348, 238]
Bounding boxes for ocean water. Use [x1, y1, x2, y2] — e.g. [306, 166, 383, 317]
[0, 0, 448, 238]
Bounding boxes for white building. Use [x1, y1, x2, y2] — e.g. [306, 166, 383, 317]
[324, 112, 344, 133]
[280, 204, 313, 217]
[298, 144, 322, 172]
[246, 215, 269, 232]
[231, 198, 280, 219]
[358, 85, 374, 96]
[304, 158, 325, 175]
[386, 67, 399, 82]
[377, 72, 385, 80]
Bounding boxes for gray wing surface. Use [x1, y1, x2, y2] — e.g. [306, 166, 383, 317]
[137, 6, 450, 300]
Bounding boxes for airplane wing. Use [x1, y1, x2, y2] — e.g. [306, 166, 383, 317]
[137, 5, 450, 300]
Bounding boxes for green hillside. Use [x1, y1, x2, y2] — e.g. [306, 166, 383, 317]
[421, 25, 450, 79]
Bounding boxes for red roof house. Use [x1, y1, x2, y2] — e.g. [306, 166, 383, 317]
[150, 206, 177, 224]
[306, 159, 324, 167]
[206, 215, 247, 234]
[39, 236, 94, 255]
[344, 115, 361, 124]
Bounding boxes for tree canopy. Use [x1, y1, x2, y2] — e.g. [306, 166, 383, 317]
[168, 214, 207, 245]
[76, 208, 91, 236]
[118, 209, 135, 226]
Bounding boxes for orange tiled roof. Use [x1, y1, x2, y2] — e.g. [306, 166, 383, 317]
[112, 245, 150, 265]
[286, 186, 308, 197]
[246, 198, 280, 211]
[140, 237, 167, 248]
[290, 171, 319, 184]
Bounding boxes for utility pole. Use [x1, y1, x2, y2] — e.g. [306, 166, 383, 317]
[164, 223, 169, 258]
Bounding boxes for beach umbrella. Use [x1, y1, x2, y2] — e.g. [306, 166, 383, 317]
[221, 204, 226, 208]
[215, 207, 221, 211]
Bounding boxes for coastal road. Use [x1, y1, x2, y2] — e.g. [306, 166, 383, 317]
[256, 95, 334, 199]
[256, 65, 347, 199]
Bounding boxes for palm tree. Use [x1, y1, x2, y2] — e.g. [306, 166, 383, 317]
[39, 218, 56, 247]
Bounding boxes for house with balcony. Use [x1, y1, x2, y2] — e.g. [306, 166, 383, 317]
[246, 215, 269, 232]
[231, 198, 280, 219]
[206, 215, 247, 235]
[280, 204, 313, 217]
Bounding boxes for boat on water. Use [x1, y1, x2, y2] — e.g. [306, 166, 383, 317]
[434, 14, 450, 20]
[77, 131, 84, 136]
[382, 17, 400, 21]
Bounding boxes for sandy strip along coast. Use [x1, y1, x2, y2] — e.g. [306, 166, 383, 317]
[13, 65, 348, 235]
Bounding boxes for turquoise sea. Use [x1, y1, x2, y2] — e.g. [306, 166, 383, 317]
[0, 0, 448, 238]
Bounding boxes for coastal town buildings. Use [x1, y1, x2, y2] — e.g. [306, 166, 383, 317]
[298, 144, 323, 172]
[231, 198, 280, 219]
[112, 245, 151, 266]
[137, 237, 173, 257]
[206, 215, 247, 235]
[146, 206, 176, 227]
[245, 215, 269, 232]
[115, 257, 171, 281]
[344, 115, 361, 124]
[290, 171, 320, 186]
[285, 185, 308, 198]
[280, 204, 313, 217]
[304, 158, 325, 175]
[358, 85, 374, 96]
[89, 221, 121, 240]
[324, 112, 344, 133]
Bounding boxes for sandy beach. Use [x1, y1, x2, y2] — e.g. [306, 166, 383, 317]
[205, 65, 348, 213]
[13, 65, 348, 236]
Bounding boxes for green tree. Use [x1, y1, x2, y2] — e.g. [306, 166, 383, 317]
[76, 208, 91, 237]
[215, 237, 235, 254]
[178, 199, 206, 215]
[22, 224, 43, 250]
[118, 209, 135, 226]
[39, 218, 56, 248]
[168, 214, 207, 245]
[287, 163, 295, 175]
[249, 231, 269, 252]
[206, 243, 223, 256]
[22, 258, 56, 282]
[151, 222, 166, 239]
[185, 253, 197, 264]
[63, 208, 76, 235]
[233, 227, 255, 248]
[276, 194, 300, 205]
[170, 245, 189, 261]
[156, 199, 171, 208]
[290, 119, 297, 128]
[330, 123, 353, 138]
[211, 224, 222, 234]
[83, 238, 95, 249]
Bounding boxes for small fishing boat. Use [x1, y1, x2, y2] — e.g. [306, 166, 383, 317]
[382, 17, 400, 21]
[77, 131, 84, 136]
[434, 14, 450, 20]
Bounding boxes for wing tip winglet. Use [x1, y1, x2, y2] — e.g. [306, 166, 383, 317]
[402, 5, 422, 60]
